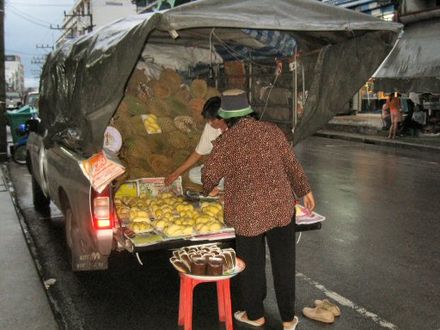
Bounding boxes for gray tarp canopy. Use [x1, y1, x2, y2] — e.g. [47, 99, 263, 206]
[39, 0, 401, 157]
[373, 18, 440, 93]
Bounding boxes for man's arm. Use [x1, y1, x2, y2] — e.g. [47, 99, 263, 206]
[164, 151, 202, 185]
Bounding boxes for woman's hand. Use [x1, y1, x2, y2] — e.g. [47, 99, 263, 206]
[164, 172, 179, 186]
[303, 191, 316, 211]
[208, 186, 220, 197]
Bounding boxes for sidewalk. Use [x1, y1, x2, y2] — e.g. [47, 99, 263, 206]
[316, 113, 440, 152]
[0, 165, 58, 330]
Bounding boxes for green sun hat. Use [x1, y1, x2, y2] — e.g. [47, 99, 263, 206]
[218, 89, 254, 119]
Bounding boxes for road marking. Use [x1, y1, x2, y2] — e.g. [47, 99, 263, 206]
[296, 272, 398, 329]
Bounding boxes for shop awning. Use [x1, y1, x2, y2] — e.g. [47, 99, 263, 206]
[373, 19, 440, 93]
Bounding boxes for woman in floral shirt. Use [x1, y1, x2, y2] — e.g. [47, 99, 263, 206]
[202, 89, 315, 330]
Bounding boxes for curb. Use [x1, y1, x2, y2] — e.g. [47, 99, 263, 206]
[1, 164, 77, 330]
[315, 130, 440, 153]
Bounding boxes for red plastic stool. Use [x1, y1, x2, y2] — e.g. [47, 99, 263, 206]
[178, 272, 233, 330]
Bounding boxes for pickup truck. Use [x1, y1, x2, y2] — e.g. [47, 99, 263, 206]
[26, 0, 399, 271]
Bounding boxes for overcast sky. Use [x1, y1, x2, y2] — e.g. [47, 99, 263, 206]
[5, 0, 74, 89]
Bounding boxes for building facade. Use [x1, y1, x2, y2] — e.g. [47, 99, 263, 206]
[4, 55, 25, 96]
[133, 0, 193, 13]
[322, 0, 397, 20]
[57, 0, 137, 47]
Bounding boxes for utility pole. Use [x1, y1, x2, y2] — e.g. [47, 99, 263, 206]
[36, 44, 54, 51]
[31, 56, 46, 65]
[49, 24, 64, 31]
[64, 11, 94, 33]
[0, 0, 7, 162]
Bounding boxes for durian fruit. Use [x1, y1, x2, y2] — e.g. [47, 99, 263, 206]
[126, 68, 149, 96]
[123, 151, 154, 180]
[190, 79, 208, 98]
[145, 97, 169, 116]
[130, 115, 147, 135]
[129, 167, 155, 180]
[119, 136, 136, 158]
[156, 116, 176, 133]
[166, 97, 190, 117]
[147, 154, 174, 176]
[189, 98, 206, 126]
[159, 68, 182, 93]
[115, 100, 129, 117]
[187, 131, 202, 148]
[112, 111, 133, 138]
[124, 95, 148, 116]
[124, 154, 150, 172]
[205, 86, 221, 100]
[148, 79, 171, 99]
[174, 116, 197, 134]
[170, 149, 191, 165]
[167, 131, 192, 150]
[137, 89, 150, 104]
[146, 132, 168, 153]
[174, 85, 192, 103]
[119, 135, 151, 160]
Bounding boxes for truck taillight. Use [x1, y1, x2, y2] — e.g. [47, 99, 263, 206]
[91, 188, 114, 230]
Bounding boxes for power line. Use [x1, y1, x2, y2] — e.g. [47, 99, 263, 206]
[5, 48, 42, 56]
[7, 3, 57, 27]
[7, 7, 51, 28]
[8, 3, 54, 24]
[8, 1, 72, 7]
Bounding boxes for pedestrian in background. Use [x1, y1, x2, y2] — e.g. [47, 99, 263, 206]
[202, 89, 315, 330]
[381, 102, 391, 130]
[385, 93, 401, 139]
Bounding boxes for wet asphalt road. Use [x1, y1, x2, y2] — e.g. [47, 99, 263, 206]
[8, 136, 440, 330]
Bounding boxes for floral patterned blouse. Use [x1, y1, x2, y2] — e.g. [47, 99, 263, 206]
[202, 118, 311, 237]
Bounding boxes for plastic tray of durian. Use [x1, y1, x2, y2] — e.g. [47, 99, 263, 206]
[127, 209, 154, 234]
[151, 193, 226, 239]
[115, 192, 227, 239]
[115, 196, 155, 234]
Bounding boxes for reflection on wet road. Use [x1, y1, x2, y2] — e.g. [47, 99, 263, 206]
[294, 137, 440, 330]
[9, 136, 440, 329]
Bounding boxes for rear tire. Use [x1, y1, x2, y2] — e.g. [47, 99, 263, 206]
[65, 206, 82, 271]
[12, 145, 27, 165]
[32, 175, 50, 211]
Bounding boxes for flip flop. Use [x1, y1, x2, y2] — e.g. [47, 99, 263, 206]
[302, 306, 335, 324]
[234, 311, 265, 328]
[314, 299, 341, 317]
[283, 315, 299, 330]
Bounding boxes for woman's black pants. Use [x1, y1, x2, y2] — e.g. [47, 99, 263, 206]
[235, 220, 296, 322]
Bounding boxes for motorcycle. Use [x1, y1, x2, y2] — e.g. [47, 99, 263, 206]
[11, 122, 30, 165]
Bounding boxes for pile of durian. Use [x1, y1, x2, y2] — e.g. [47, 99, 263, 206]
[115, 192, 225, 237]
[111, 66, 220, 185]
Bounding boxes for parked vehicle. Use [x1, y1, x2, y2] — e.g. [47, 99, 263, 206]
[6, 91, 22, 110]
[12, 121, 30, 165]
[26, 0, 400, 271]
[23, 91, 39, 108]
